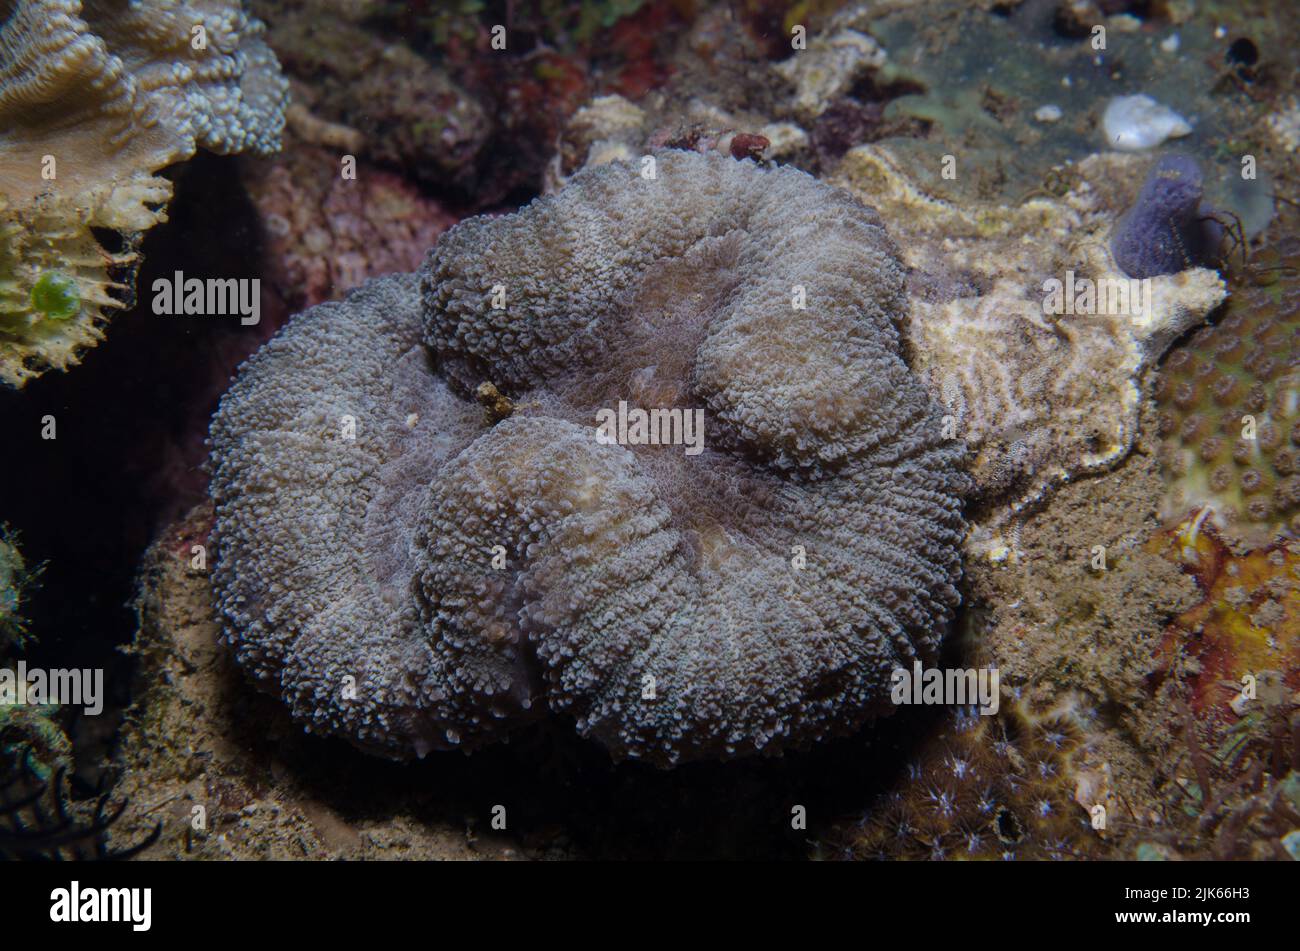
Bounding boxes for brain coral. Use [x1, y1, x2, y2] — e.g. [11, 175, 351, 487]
[209, 150, 969, 766]
[0, 0, 288, 386]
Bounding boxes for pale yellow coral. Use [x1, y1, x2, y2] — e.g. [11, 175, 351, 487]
[0, 0, 287, 386]
[833, 146, 1226, 556]
[0, 191, 136, 381]
[773, 28, 887, 121]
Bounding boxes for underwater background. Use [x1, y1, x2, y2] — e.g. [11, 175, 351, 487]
[1, 0, 1298, 861]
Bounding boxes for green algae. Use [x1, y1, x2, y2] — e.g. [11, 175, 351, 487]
[30, 271, 82, 321]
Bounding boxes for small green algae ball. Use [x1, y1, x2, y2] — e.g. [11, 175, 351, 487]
[30, 272, 81, 320]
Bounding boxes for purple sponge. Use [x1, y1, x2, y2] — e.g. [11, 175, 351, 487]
[1111, 154, 1224, 279]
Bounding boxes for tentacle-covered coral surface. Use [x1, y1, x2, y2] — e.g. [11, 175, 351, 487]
[208, 151, 969, 767]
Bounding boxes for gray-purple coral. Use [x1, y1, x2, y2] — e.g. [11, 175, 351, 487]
[1111, 154, 1224, 279]
[208, 150, 968, 766]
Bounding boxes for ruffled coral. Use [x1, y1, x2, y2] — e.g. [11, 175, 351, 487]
[209, 150, 969, 766]
[0, 0, 288, 386]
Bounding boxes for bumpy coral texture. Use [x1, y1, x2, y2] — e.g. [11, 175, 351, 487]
[1156, 238, 1300, 544]
[0, 0, 288, 385]
[210, 151, 968, 766]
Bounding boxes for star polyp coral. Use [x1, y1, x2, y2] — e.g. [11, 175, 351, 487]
[210, 151, 968, 766]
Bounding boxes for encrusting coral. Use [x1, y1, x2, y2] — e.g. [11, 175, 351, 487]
[1140, 513, 1300, 860]
[828, 692, 1108, 861]
[0, 0, 288, 386]
[832, 147, 1228, 557]
[1151, 519, 1300, 732]
[1155, 238, 1300, 546]
[209, 150, 969, 767]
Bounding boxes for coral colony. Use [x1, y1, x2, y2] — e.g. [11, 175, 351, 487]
[0, 0, 1297, 865]
[0, 0, 287, 385]
[208, 152, 967, 765]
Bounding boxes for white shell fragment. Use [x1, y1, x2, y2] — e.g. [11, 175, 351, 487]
[1102, 94, 1193, 151]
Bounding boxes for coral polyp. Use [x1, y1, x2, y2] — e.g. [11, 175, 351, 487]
[828, 694, 1105, 861]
